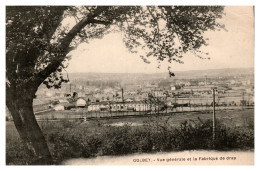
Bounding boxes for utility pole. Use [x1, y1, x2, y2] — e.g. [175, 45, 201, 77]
[164, 91, 168, 114]
[242, 91, 245, 109]
[166, 95, 167, 114]
[121, 88, 124, 102]
[248, 93, 250, 107]
[212, 88, 216, 143]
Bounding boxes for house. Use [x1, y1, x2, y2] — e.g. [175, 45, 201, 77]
[152, 89, 164, 97]
[78, 91, 86, 97]
[134, 94, 143, 101]
[54, 104, 65, 111]
[99, 103, 110, 111]
[141, 92, 149, 99]
[114, 96, 123, 102]
[88, 104, 100, 111]
[171, 86, 176, 91]
[85, 94, 96, 103]
[112, 103, 127, 111]
[58, 99, 69, 103]
[108, 102, 135, 111]
[136, 103, 148, 111]
[76, 98, 87, 107]
[185, 82, 191, 86]
[198, 82, 205, 86]
[125, 98, 134, 102]
[111, 104, 119, 111]
[100, 93, 114, 102]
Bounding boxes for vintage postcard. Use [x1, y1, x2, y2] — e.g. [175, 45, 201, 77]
[5, 5, 254, 165]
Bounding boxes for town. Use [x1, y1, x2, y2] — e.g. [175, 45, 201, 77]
[29, 68, 254, 120]
[5, 5, 255, 166]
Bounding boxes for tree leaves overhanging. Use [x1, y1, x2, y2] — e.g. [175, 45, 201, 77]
[6, 6, 225, 89]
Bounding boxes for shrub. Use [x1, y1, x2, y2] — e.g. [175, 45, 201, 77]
[6, 116, 254, 165]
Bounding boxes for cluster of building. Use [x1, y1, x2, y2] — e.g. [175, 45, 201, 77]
[50, 88, 166, 112]
[33, 74, 254, 113]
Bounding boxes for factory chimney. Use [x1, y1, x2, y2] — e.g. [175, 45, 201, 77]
[122, 88, 124, 102]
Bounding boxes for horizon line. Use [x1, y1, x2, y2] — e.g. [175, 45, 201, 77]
[66, 67, 254, 74]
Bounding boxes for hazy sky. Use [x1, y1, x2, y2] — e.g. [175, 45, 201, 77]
[67, 6, 254, 73]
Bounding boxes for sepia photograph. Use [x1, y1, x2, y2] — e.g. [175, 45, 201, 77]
[4, 4, 255, 166]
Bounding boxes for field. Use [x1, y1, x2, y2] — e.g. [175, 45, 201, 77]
[34, 108, 254, 128]
[6, 109, 254, 165]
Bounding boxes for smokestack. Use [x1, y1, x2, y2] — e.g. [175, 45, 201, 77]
[122, 88, 124, 102]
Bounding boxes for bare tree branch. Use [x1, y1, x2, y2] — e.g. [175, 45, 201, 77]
[92, 19, 111, 25]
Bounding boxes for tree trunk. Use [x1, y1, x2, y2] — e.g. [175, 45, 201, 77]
[6, 86, 53, 165]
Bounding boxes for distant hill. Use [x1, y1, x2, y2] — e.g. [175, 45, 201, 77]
[67, 67, 254, 81]
[172, 68, 254, 79]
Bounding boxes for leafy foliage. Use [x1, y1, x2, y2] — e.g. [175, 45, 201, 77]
[6, 118, 254, 165]
[5, 6, 225, 164]
[6, 6, 225, 89]
[121, 6, 225, 73]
